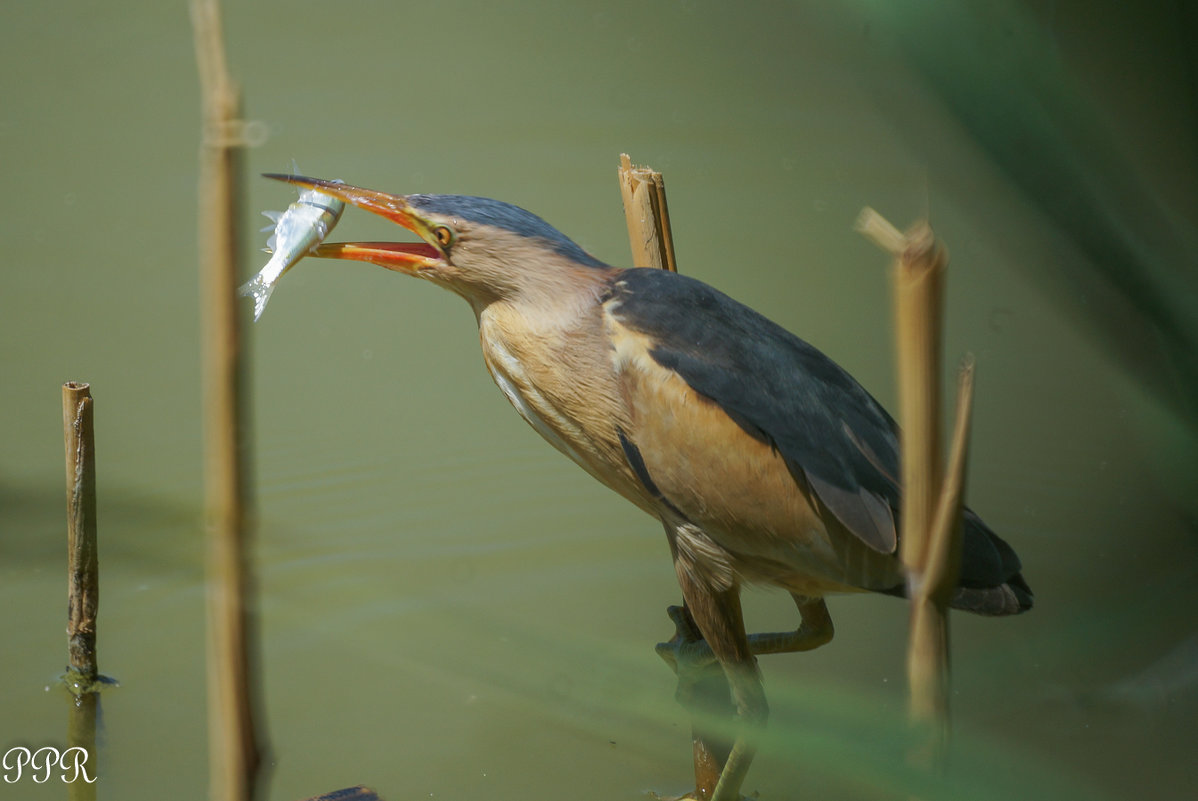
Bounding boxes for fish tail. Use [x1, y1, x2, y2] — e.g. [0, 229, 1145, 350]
[236, 274, 276, 323]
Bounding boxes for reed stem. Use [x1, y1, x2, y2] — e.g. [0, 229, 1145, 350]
[62, 381, 99, 690]
[618, 153, 677, 272]
[858, 208, 972, 768]
[191, 0, 264, 798]
[620, 154, 732, 797]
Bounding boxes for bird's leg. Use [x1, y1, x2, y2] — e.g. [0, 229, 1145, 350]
[657, 595, 834, 669]
[655, 603, 735, 800]
[713, 661, 768, 801]
[745, 595, 835, 656]
[674, 579, 765, 801]
[654, 594, 834, 800]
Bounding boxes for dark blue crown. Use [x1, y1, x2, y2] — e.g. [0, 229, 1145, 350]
[406, 194, 608, 268]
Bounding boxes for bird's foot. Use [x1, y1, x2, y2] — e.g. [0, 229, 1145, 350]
[655, 605, 725, 705]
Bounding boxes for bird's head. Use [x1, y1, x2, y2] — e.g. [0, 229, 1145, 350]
[265, 174, 611, 312]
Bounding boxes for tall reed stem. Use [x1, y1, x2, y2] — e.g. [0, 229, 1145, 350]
[191, 0, 264, 797]
[858, 207, 973, 768]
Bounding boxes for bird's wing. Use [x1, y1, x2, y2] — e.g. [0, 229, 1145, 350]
[607, 267, 901, 555]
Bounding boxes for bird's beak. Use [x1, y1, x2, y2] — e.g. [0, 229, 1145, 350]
[263, 173, 445, 276]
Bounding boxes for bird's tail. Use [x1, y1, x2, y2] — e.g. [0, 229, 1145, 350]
[950, 575, 1034, 616]
[949, 508, 1034, 616]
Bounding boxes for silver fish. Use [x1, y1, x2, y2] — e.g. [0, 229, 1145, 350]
[238, 183, 345, 321]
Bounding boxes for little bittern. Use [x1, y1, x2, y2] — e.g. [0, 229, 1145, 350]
[267, 174, 1032, 801]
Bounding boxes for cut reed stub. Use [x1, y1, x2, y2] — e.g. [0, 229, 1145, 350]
[62, 381, 99, 690]
[618, 153, 678, 272]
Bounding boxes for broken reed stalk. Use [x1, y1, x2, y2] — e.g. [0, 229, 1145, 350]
[619, 154, 730, 798]
[62, 382, 99, 690]
[62, 381, 101, 801]
[857, 207, 971, 767]
[889, 219, 945, 576]
[618, 153, 677, 271]
[923, 359, 974, 610]
[191, 0, 264, 799]
[905, 360, 974, 766]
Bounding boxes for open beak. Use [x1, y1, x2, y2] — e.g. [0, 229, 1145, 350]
[263, 173, 445, 275]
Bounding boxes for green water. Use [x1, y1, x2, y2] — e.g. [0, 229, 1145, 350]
[3, 2, 1195, 799]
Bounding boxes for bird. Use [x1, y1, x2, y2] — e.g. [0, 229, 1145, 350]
[266, 173, 1033, 801]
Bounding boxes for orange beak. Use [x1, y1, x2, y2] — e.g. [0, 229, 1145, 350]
[263, 173, 446, 275]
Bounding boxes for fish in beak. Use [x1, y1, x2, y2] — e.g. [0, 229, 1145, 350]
[263, 173, 448, 276]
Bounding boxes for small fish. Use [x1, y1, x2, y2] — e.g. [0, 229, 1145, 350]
[238, 182, 346, 321]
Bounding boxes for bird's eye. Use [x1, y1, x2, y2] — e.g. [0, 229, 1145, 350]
[433, 226, 454, 248]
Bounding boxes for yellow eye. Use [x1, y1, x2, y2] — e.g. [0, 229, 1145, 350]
[433, 226, 454, 248]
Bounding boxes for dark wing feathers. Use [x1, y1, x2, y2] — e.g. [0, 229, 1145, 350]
[610, 268, 1032, 612]
[613, 268, 901, 553]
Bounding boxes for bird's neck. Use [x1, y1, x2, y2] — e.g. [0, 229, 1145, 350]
[464, 262, 614, 325]
[474, 269, 645, 502]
